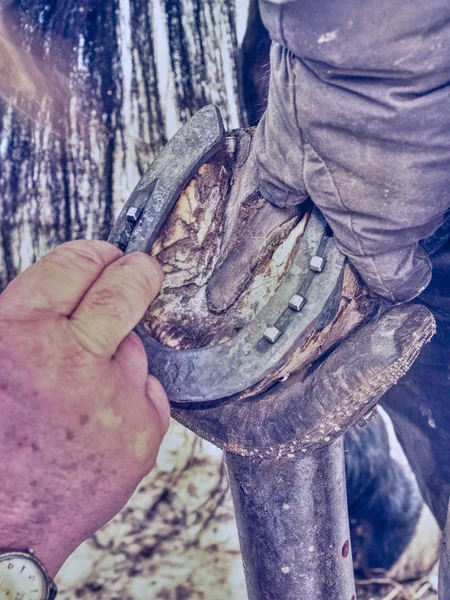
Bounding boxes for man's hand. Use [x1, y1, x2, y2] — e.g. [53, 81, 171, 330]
[0, 240, 169, 577]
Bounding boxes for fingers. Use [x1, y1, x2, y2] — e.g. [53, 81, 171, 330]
[114, 333, 170, 433]
[113, 331, 149, 379]
[145, 376, 170, 433]
[69, 252, 163, 357]
[0, 240, 123, 317]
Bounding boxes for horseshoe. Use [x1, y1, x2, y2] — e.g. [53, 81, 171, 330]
[108, 105, 345, 408]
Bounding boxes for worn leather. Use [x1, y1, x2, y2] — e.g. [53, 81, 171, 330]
[253, 0, 450, 302]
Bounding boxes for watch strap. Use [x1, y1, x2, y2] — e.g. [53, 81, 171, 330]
[48, 580, 58, 600]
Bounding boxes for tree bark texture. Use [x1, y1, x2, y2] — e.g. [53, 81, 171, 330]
[0, 0, 245, 287]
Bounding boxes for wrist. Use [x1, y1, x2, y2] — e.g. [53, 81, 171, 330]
[0, 522, 69, 578]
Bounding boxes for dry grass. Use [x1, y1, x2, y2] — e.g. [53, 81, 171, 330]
[356, 563, 439, 600]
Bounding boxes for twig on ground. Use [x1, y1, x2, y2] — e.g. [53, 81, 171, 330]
[381, 588, 401, 600]
[356, 577, 414, 600]
[414, 582, 431, 599]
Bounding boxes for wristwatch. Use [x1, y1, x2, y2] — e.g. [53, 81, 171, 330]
[0, 549, 57, 599]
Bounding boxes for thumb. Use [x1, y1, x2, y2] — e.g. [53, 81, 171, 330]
[113, 333, 170, 433]
[146, 375, 170, 434]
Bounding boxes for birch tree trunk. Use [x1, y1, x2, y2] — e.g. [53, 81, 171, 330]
[0, 0, 246, 281]
[0, 1, 249, 598]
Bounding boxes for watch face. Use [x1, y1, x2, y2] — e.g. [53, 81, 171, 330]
[0, 554, 47, 600]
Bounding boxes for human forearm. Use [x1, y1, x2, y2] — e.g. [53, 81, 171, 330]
[0, 240, 170, 582]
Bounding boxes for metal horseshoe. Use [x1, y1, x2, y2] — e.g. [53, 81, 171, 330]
[108, 105, 345, 408]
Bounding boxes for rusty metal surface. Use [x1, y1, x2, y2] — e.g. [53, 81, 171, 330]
[138, 209, 344, 406]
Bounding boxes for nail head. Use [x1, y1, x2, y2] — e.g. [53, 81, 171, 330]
[126, 206, 141, 223]
[289, 294, 306, 312]
[310, 255, 325, 273]
[264, 326, 282, 344]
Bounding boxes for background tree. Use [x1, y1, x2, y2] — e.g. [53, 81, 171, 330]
[0, 0, 246, 281]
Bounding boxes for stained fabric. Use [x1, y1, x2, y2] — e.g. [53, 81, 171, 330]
[255, 0, 450, 302]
